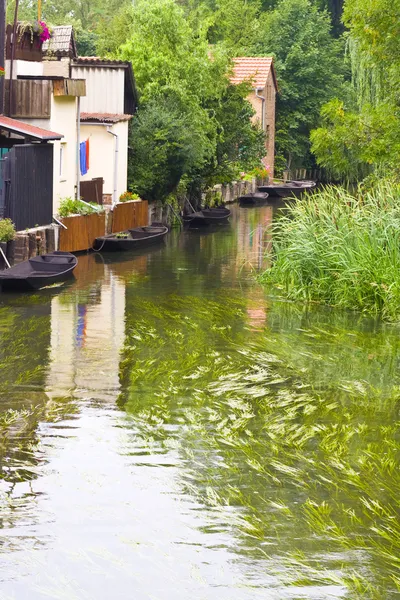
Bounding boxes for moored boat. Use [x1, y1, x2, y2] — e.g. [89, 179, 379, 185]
[0, 251, 77, 292]
[183, 207, 231, 227]
[94, 224, 169, 252]
[258, 180, 316, 198]
[239, 192, 269, 206]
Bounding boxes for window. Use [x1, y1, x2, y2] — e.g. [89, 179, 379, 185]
[59, 143, 67, 181]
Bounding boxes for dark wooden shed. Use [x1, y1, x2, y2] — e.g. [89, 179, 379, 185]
[0, 116, 63, 231]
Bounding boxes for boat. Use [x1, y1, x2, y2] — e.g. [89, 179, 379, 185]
[0, 251, 77, 292]
[182, 207, 231, 227]
[258, 180, 316, 198]
[94, 224, 169, 252]
[239, 192, 269, 206]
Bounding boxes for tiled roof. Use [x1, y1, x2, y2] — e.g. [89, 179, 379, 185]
[230, 57, 277, 90]
[81, 113, 133, 123]
[0, 116, 63, 141]
[43, 25, 77, 58]
[74, 57, 130, 67]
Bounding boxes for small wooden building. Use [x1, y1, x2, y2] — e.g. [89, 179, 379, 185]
[230, 57, 278, 177]
[0, 116, 63, 230]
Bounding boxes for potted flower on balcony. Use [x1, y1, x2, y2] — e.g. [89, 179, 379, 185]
[12, 20, 51, 61]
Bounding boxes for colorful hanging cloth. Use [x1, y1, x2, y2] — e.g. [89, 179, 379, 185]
[80, 141, 87, 175]
[85, 138, 90, 170]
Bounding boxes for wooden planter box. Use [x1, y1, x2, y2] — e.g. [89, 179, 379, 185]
[58, 212, 106, 252]
[111, 200, 148, 233]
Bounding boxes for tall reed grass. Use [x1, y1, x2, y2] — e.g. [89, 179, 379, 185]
[260, 181, 400, 320]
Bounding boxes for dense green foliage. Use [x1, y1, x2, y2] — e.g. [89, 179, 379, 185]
[261, 182, 400, 320]
[0, 219, 16, 243]
[311, 0, 400, 181]
[57, 198, 102, 217]
[255, 0, 346, 172]
[117, 0, 265, 201]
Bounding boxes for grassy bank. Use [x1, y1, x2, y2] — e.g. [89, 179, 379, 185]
[260, 182, 400, 321]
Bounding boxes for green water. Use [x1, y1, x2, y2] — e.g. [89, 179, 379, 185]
[0, 204, 399, 599]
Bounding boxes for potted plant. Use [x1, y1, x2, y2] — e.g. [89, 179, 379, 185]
[17, 20, 51, 46]
[12, 20, 51, 61]
[0, 218, 16, 267]
[119, 191, 140, 203]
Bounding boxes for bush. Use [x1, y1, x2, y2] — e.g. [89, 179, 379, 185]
[260, 181, 400, 321]
[58, 198, 102, 218]
[0, 219, 16, 242]
[119, 191, 140, 203]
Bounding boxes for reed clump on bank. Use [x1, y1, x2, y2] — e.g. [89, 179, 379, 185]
[260, 181, 400, 321]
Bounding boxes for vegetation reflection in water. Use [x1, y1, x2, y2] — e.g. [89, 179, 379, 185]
[119, 281, 400, 598]
[0, 205, 399, 598]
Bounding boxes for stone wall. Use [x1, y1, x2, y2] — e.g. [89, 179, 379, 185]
[148, 177, 266, 226]
[0, 225, 57, 269]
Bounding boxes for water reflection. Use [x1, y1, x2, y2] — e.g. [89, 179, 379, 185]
[0, 203, 399, 599]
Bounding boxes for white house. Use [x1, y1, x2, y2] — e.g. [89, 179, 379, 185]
[4, 25, 137, 214]
[71, 57, 137, 205]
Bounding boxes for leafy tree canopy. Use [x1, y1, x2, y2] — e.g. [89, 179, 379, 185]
[119, 0, 264, 200]
[254, 0, 346, 172]
[311, 0, 400, 182]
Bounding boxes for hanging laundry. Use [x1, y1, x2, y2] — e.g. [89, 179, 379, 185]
[85, 138, 90, 171]
[80, 141, 87, 175]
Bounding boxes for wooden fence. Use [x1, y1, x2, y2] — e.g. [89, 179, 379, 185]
[59, 213, 106, 252]
[111, 200, 148, 233]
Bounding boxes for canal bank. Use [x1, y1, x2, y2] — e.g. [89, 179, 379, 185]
[0, 203, 399, 599]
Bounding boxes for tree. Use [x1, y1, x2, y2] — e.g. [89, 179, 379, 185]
[207, 0, 261, 54]
[311, 0, 400, 181]
[118, 0, 264, 201]
[197, 81, 266, 186]
[253, 0, 345, 173]
[129, 97, 214, 201]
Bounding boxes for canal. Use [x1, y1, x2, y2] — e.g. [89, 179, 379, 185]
[0, 203, 399, 599]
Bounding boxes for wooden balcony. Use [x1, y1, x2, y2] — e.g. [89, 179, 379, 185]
[4, 78, 86, 119]
[5, 79, 51, 118]
[6, 25, 42, 62]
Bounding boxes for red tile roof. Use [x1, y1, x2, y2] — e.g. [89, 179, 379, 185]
[81, 113, 133, 124]
[0, 116, 63, 141]
[230, 57, 277, 90]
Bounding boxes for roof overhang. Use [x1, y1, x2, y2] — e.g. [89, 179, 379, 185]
[0, 116, 63, 141]
[80, 113, 133, 124]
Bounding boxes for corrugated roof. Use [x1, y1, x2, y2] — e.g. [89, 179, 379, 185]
[81, 113, 133, 123]
[231, 57, 277, 90]
[74, 57, 129, 67]
[0, 116, 63, 141]
[43, 25, 77, 58]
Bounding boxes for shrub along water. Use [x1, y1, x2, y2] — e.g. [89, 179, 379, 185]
[260, 181, 400, 321]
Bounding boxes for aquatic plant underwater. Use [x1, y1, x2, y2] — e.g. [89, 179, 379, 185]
[119, 291, 400, 599]
[260, 181, 400, 321]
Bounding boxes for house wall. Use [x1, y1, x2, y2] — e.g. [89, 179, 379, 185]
[80, 120, 129, 202]
[43, 58, 70, 78]
[245, 79, 276, 177]
[71, 65, 125, 114]
[21, 95, 78, 214]
[263, 69, 276, 177]
[5, 59, 43, 78]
